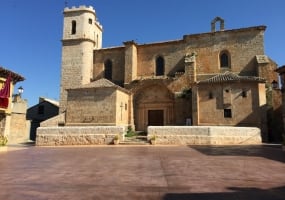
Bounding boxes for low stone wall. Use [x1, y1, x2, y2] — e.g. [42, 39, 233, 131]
[147, 126, 262, 145]
[36, 126, 126, 146]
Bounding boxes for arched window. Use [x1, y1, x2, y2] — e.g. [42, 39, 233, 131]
[220, 51, 231, 68]
[71, 20, 76, 35]
[156, 56, 165, 76]
[104, 59, 112, 80]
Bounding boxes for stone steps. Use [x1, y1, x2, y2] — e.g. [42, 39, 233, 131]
[120, 136, 150, 145]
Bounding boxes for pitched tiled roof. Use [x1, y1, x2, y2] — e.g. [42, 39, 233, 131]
[68, 78, 130, 94]
[80, 78, 117, 88]
[198, 71, 266, 84]
[0, 66, 25, 83]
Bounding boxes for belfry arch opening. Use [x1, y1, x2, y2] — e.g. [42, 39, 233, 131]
[71, 20, 76, 34]
[211, 17, 225, 32]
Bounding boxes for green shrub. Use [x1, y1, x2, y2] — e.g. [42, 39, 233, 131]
[150, 135, 157, 140]
[0, 135, 8, 146]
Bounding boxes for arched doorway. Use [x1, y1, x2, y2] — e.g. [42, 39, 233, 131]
[133, 84, 174, 132]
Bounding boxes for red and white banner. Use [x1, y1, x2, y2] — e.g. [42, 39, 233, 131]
[0, 74, 11, 108]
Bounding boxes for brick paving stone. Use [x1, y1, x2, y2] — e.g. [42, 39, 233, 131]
[0, 145, 284, 200]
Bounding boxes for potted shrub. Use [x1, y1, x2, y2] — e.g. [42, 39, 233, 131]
[0, 135, 8, 152]
[150, 135, 156, 145]
[113, 135, 119, 145]
[0, 135, 8, 146]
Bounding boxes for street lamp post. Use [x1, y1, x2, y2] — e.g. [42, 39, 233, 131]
[18, 86, 24, 98]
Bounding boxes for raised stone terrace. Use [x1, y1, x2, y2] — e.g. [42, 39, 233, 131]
[36, 126, 261, 146]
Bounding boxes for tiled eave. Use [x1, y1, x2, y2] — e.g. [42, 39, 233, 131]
[198, 71, 266, 84]
[0, 66, 25, 83]
[67, 78, 130, 94]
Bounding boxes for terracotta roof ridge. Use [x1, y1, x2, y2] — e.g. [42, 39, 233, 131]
[67, 78, 130, 94]
[198, 71, 265, 83]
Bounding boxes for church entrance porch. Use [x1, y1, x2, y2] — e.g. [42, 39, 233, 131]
[135, 103, 173, 132]
[132, 83, 175, 132]
[148, 110, 163, 126]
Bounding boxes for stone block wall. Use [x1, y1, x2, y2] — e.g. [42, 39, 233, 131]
[93, 47, 125, 83]
[93, 26, 267, 86]
[60, 41, 92, 113]
[40, 113, 66, 127]
[115, 90, 130, 125]
[66, 88, 117, 125]
[197, 82, 264, 128]
[9, 99, 30, 143]
[147, 126, 261, 145]
[36, 126, 126, 146]
[9, 113, 30, 144]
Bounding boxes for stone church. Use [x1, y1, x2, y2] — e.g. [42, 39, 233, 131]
[38, 5, 279, 145]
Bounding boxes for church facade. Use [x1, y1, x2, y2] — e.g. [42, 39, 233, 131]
[58, 6, 278, 138]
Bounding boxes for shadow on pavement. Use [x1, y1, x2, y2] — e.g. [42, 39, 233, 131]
[164, 185, 285, 200]
[189, 144, 285, 163]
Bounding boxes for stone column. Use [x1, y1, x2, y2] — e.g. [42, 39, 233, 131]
[191, 85, 199, 125]
[184, 52, 197, 84]
[124, 40, 138, 84]
[128, 94, 135, 130]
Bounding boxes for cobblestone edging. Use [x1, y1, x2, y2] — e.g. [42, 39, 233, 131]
[147, 126, 262, 145]
[36, 126, 126, 146]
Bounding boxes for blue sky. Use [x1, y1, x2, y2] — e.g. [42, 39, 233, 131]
[0, 0, 284, 107]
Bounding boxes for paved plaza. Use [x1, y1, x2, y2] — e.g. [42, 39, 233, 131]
[0, 144, 285, 200]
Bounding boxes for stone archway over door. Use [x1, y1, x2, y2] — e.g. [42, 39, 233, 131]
[134, 84, 174, 132]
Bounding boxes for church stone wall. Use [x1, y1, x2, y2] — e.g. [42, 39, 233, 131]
[174, 98, 192, 125]
[60, 40, 95, 113]
[257, 59, 278, 84]
[197, 82, 264, 128]
[124, 41, 138, 83]
[115, 90, 130, 125]
[136, 42, 185, 78]
[91, 27, 271, 129]
[66, 88, 116, 125]
[91, 26, 267, 86]
[184, 29, 265, 77]
[93, 47, 125, 84]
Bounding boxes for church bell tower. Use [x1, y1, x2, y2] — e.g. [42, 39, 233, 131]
[59, 5, 103, 113]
